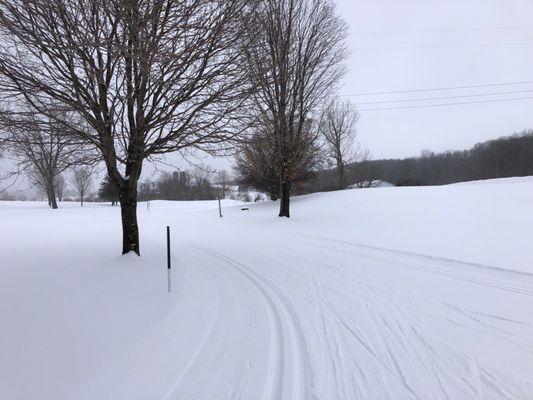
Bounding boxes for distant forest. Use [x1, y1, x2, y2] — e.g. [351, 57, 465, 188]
[305, 130, 533, 191]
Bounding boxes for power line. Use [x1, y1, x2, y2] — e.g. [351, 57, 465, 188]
[352, 26, 533, 35]
[354, 89, 533, 106]
[341, 80, 533, 97]
[358, 96, 533, 112]
[352, 42, 533, 51]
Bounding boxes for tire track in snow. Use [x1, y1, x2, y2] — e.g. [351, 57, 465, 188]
[197, 246, 310, 400]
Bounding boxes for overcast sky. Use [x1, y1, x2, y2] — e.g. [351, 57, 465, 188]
[335, 0, 533, 159]
[3, 0, 533, 192]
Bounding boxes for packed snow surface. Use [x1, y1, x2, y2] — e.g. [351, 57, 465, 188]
[1, 177, 533, 399]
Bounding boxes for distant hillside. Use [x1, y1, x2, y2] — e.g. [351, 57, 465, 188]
[370, 131, 533, 186]
[305, 130, 533, 191]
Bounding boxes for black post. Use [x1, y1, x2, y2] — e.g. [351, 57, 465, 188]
[167, 226, 171, 292]
[218, 197, 222, 218]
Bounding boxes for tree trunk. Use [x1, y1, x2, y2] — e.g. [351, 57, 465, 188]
[50, 193, 58, 209]
[119, 183, 140, 255]
[278, 180, 291, 218]
[336, 163, 345, 190]
[47, 178, 58, 209]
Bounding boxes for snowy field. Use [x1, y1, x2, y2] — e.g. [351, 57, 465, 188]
[1, 177, 533, 399]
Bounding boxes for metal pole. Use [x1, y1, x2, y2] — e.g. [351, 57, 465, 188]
[218, 197, 222, 218]
[167, 226, 171, 293]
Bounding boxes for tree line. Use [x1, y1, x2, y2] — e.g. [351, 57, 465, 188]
[361, 131, 533, 187]
[236, 130, 533, 195]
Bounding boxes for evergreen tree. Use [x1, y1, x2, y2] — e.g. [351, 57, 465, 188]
[98, 175, 119, 206]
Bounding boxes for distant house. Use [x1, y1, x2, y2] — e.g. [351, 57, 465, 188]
[348, 180, 394, 189]
[372, 180, 394, 188]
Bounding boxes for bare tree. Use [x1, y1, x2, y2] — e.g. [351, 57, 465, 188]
[71, 167, 92, 206]
[234, 127, 319, 201]
[350, 149, 379, 188]
[319, 98, 361, 190]
[190, 164, 214, 200]
[243, 0, 348, 217]
[0, 0, 254, 254]
[0, 104, 94, 209]
[215, 170, 230, 200]
[54, 174, 67, 202]
[235, 132, 280, 201]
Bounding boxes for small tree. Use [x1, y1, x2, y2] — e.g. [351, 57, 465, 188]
[320, 98, 361, 190]
[238, 186, 251, 202]
[54, 174, 67, 202]
[190, 165, 215, 200]
[71, 168, 92, 207]
[350, 150, 379, 188]
[234, 133, 280, 201]
[0, 103, 94, 209]
[215, 170, 230, 199]
[235, 128, 319, 201]
[98, 174, 119, 206]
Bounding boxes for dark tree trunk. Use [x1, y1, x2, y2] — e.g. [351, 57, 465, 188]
[119, 181, 140, 255]
[50, 193, 58, 209]
[278, 180, 291, 218]
[336, 163, 345, 190]
[47, 178, 58, 209]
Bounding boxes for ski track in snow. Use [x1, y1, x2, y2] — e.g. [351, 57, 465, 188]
[3, 180, 533, 400]
[293, 233, 533, 399]
[292, 233, 533, 296]
[196, 246, 310, 400]
[163, 262, 222, 400]
[164, 233, 533, 399]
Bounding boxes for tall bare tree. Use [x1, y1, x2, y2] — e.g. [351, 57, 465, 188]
[319, 98, 361, 190]
[243, 0, 348, 217]
[0, 0, 254, 254]
[71, 167, 92, 206]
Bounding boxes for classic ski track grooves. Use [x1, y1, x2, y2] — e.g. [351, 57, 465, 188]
[197, 246, 309, 400]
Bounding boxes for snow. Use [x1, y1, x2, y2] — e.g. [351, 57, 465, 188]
[1, 177, 533, 399]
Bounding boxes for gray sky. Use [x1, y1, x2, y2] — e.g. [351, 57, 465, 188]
[335, 0, 533, 159]
[3, 0, 533, 192]
[179, 0, 533, 170]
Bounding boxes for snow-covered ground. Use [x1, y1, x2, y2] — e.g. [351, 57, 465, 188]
[1, 177, 533, 399]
